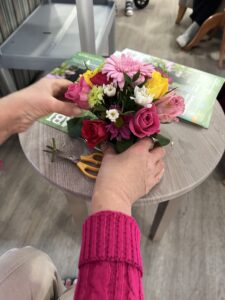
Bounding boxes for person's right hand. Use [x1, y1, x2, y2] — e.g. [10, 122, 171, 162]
[91, 138, 165, 215]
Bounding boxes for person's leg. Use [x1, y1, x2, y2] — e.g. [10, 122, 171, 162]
[176, 21, 200, 47]
[125, 0, 134, 17]
[177, 0, 222, 48]
[0, 246, 66, 300]
[191, 0, 223, 26]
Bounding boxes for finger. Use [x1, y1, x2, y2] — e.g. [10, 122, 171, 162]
[149, 146, 166, 163]
[49, 78, 72, 96]
[131, 138, 154, 152]
[51, 98, 82, 116]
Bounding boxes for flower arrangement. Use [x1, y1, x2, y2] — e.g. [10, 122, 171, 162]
[64, 53, 185, 152]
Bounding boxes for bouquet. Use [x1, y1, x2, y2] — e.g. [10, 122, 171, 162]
[64, 53, 185, 153]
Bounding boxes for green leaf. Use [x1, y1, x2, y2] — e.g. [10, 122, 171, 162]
[93, 104, 107, 112]
[115, 117, 124, 128]
[82, 110, 98, 119]
[124, 73, 132, 85]
[132, 71, 140, 82]
[67, 116, 90, 138]
[115, 139, 134, 153]
[121, 110, 135, 115]
[152, 133, 170, 147]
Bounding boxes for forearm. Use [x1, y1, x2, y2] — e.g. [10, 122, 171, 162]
[91, 189, 132, 216]
[74, 211, 144, 300]
[0, 94, 20, 144]
[0, 89, 35, 144]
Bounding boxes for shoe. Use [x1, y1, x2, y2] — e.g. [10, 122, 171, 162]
[176, 34, 188, 48]
[209, 51, 219, 61]
[125, 0, 134, 16]
[176, 22, 200, 48]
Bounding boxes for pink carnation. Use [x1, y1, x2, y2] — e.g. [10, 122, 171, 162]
[155, 91, 185, 123]
[129, 106, 160, 138]
[64, 77, 91, 109]
[102, 54, 154, 89]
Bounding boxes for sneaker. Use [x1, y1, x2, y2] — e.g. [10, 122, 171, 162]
[176, 34, 188, 48]
[125, 0, 134, 16]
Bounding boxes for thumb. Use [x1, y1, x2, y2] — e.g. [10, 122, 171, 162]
[51, 98, 82, 116]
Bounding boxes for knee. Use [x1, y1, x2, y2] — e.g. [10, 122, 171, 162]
[0, 246, 63, 300]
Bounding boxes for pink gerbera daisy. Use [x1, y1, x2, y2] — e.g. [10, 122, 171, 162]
[102, 54, 155, 89]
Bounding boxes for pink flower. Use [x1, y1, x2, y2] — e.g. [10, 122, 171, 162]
[90, 72, 109, 86]
[129, 106, 160, 138]
[155, 91, 185, 123]
[102, 54, 154, 89]
[64, 77, 91, 109]
[106, 115, 132, 140]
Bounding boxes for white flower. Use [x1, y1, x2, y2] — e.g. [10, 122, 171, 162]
[106, 109, 119, 122]
[130, 86, 153, 108]
[103, 84, 116, 97]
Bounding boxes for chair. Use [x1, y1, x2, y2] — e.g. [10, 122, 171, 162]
[175, 0, 225, 68]
[175, 0, 193, 25]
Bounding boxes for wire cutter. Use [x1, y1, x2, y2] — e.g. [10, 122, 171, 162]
[43, 140, 103, 180]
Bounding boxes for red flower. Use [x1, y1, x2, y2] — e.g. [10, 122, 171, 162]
[90, 72, 109, 86]
[81, 120, 108, 148]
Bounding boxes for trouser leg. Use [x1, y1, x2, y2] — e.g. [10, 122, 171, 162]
[191, 0, 223, 25]
[0, 246, 66, 300]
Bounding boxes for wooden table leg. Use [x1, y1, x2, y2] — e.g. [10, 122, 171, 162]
[149, 197, 181, 241]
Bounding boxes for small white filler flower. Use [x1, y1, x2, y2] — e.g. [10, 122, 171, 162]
[131, 86, 153, 108]
[106, 109, 119, 122]
[103, 84, 116, 97]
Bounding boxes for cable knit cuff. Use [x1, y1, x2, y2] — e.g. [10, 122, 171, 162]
[79, 211, 143, 274]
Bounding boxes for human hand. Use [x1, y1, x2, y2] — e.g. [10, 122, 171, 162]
[91, 139, 165, 215]
[0, 78, 81, 143]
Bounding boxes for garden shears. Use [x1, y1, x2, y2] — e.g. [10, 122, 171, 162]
[43, 139, 103, 180]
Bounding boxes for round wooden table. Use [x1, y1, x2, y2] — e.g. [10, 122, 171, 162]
[19, 101, 225, 240]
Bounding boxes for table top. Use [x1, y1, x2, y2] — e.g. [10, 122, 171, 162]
[19, 101, 225, 204]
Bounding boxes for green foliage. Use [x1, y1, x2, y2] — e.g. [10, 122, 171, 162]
[115, 138, 134, 153]
[92, 104, 107, 120]
[115, 117, 124, 128]
[124, 73, 132, 85]
[132, 71, 140, 82]
[152, 133, 170, 146]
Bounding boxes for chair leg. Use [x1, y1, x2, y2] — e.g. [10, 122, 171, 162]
[185, 12, 224, 50]
[219, 17, 225, 68]
[175, 4, 187, 25]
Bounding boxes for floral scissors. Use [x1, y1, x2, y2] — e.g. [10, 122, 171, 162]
[43, 139, 103, 180]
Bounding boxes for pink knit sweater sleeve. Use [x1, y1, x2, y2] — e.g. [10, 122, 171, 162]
[74, 211, 144, 300]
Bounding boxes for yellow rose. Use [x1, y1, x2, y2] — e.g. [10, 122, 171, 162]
[145, 71, 169, 100]
[82, 68, 99, 87]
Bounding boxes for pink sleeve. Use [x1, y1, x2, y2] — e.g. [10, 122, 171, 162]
[74, 211, 144, 300]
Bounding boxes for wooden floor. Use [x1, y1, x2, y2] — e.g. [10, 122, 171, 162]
[1, 0, 225, 299]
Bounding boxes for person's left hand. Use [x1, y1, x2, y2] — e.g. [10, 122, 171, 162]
[9, 77, 81, 133]
[0, 77, 82, 144]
